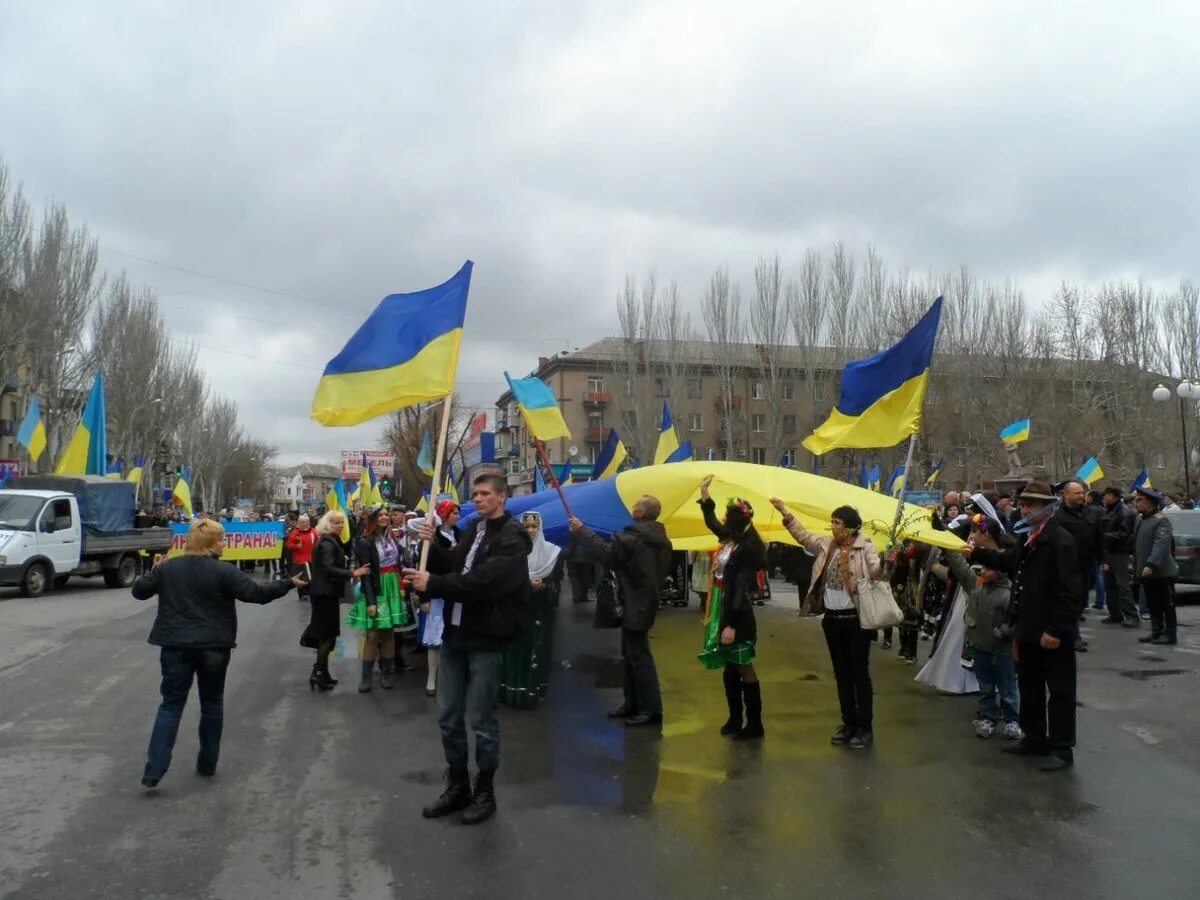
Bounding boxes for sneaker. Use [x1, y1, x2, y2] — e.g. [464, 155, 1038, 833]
[1002, 722, 1023, 741]
[848, 728, 874, 750]
[973, 719, 995, 739]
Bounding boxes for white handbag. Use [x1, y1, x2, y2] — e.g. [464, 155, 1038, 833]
[855, 579, 904, 630]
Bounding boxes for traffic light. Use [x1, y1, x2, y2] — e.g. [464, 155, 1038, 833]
[379, 476, 393, 499]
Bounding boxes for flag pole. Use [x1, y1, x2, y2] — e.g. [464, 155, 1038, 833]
[418, 394, 455, 571]
[534, 438, 575, 519]
[887, 432, 919, 545]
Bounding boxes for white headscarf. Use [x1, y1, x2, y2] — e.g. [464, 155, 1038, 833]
[522, 512, 560, 581]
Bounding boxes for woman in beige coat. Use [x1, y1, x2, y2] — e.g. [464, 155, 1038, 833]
[771, 498, 885, 749]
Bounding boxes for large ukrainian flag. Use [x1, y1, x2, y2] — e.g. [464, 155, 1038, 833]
[312, 262, 473, 426]
[803, 297, 943, 455]
[55, 374, 108, 475]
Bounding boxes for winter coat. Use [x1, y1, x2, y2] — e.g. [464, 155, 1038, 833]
[781, 514, 883, 616]
[945, 551, 1013, 654]
[311, 534, 354, 600]
[1134, 513, 1178, 582]
[133, 554, 292, 648]
[1054, 503, 1104, 570]
[574, 520, 674, 632]
[1102, 502, 1137, 556]
[286, 528, 317, 566]
[972, 522, 1079, 644]
[353, 533, 382, 602]
[699, 498, 767, 641]
[425, 512, 533, 651]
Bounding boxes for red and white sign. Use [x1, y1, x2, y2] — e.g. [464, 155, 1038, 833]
[462, 413, 488, 451]
[340, 450, 395, 479]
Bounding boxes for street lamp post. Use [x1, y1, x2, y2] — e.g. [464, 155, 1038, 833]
[1152, 382, 1197, 500]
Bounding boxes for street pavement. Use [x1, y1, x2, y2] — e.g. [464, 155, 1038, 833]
[2, 576, 1199, 900]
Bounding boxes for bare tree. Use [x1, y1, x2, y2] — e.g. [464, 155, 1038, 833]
[0, 162, 32, 386]
[702, 267, 744, 461]
[750, 254, 789, 464]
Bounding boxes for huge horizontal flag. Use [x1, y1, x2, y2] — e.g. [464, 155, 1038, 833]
[1000, 418, 1031, 445]
[653, 403, 681, 465]
[592, 428, 628, 480]
[17, 397, 47, 462]
[803, 298, 943, 454]
[504, 372, 571, 442]
[311, 262, 473, 426]
[55, 374, 108, 476]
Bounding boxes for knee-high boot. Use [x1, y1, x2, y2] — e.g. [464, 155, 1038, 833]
[720, 665, 743, 736]
[735, 681, 765, 740]
[358, 659, 374, 693]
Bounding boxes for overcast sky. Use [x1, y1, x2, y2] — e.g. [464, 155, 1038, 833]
[3, 2, 1198, 465]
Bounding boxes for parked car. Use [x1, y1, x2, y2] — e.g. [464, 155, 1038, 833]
[1164, 509, 1200, 588]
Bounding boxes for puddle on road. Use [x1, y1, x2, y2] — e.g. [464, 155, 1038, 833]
[1118, 668, 1193, 680]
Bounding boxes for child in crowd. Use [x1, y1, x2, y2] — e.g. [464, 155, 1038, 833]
[937, 515, 1021, 740]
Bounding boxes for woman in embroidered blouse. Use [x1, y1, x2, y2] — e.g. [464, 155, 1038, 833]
[348, 509, 410, 692]
[697, 475, 768, 741]
[771, 497, 884, 750]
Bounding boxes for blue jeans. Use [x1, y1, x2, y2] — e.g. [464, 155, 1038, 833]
[1091, 560, 1106, 608]
[437, 642, 503, 773]
[145, 647, 231, 780]
[973, 648, 1018, 723]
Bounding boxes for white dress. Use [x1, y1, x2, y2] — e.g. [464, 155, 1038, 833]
[915, 585, 979, 694]
[420, 528, 456, 647]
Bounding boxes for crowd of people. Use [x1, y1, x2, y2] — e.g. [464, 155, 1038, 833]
[129, 468, 1186, 821]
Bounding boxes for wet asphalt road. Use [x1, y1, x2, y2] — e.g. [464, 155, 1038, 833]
[2, 578, 1199, 900]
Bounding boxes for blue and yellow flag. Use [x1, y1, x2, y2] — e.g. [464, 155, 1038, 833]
[368, 462, 383, 506]
[127, 455, 145, 488]
[592, 428, 628, 480]
[653, 403, 681, 465]
[1076, 457, 1104, 485]
[505, 372, 571, 442]
[173, 467, 193, 518]
[888, 464, 907, 497]
[106, 457, 124, 479]
[358, 454, 372, 504]
[803, 299, 943, 454]
[999, 418, 1031, 445]
[442, 463, 460, 504]
[17, 397, 47, 462]
[925, 458, 944, 487]
[312, 262, 473, 426]
[666, 441, 693, 464]
[867, 465, 881, 492]
[417, 432, 435, 477]
[325, 479, 353, 541]
[55, 374, 108, 475]
[1130, 467, 1152, 493]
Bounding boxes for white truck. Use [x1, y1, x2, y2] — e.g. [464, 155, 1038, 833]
[0, 476, 173, 597]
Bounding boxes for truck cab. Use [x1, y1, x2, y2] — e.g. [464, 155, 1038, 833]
[0, 478, 172, 597]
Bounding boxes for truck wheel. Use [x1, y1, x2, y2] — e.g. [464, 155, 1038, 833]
[54, 575, 70, 590]
[104, 555, 139, 589]
[21, 562, 49, 598]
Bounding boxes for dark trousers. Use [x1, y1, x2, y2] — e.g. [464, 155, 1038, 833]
[145, 646, 231, 779]
[568, 564, 594, 603]
[1142, 580, 1178, 636]
[1016, 641, 1076, 758]
[621, 628, 662, 717]
[437, 642, 503, 773]
[822, 613, 873, 729]
[1104, 554, 1137, 623]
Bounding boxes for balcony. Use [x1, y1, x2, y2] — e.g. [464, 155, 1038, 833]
[585, 426, 605, 442]
[713, 395, 742, 410]
[507, 444, 521, 457]
[582, 392, 610, 407]
[495, 417, 510, 431]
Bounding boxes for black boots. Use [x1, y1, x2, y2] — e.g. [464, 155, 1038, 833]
[1139, 609, 1165, 643]
[380, 658, 395, 689]
[358, 660, 374, 693]
[309, 663, 335, 692]
[720, 666, 743, 736]
[422, 768, 473, 819]
[460, 770, 497, 825]
[734, 682, 765, 741]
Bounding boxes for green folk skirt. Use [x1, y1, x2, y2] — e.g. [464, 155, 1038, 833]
[500, 584, 557, 709]
[697, 582, 757, 670]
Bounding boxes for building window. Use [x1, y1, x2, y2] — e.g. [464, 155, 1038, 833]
[688, 412, 703, 432]
[782, 414, 796, 436]
[1155, 452, 1166, 469]
[1034, 452, 1047, 468]
[687, 377, 703, 399]
[623, 410, 638, 430]
[587, 375, 604, 393]
[655, 377, 670, 398]
[624, 377, 635, 397]
[587, 411, 603, 428]
[752, 413, 766, 433]
[781, 448, 797, 467]
[507, 459, 521, 475]
[781, 382, 795, 401]
[955, 448, 967, 467]
[926, 383, 939, 405]
[751, 380, 766, 400]
[751, 447, 767, 465]
[813, 379, 828, 403]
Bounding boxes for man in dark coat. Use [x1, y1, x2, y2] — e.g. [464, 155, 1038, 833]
[1100, 486, 1139, 627]
[1054, 480, 1104, 651]
[1132, 487, 1179, 645]
[971, 482, 1079, 772]
[403, 474, 532, 826]
[568, 495, 674, 727]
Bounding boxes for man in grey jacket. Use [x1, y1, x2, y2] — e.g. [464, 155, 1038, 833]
[1133, 487, 1179, 645]
[568, 496, 674, 727]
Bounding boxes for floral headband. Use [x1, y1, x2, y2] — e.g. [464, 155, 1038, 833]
[726, 497, 754, 518]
